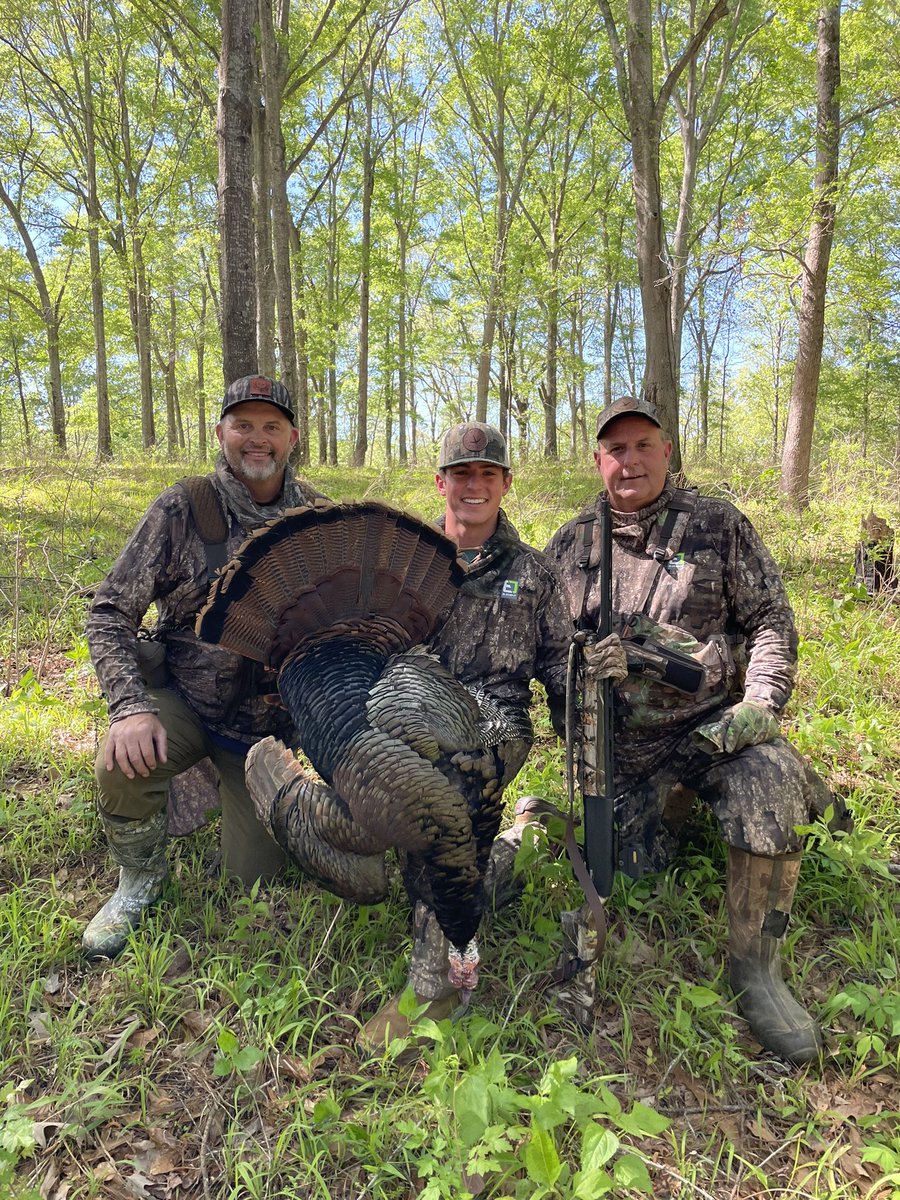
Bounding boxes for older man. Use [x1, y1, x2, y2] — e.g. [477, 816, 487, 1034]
[84, 375, 325, 959]
[546, 395, 849, 1065]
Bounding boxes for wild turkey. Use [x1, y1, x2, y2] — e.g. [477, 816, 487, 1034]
[196, 500, 512, 992]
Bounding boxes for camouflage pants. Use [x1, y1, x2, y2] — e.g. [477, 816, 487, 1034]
[616, 729, 845, 876]
[95, 687, 287, 883]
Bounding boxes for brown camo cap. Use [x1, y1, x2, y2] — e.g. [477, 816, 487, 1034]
[596, 395, 663, 440]
[439, 421, 510, 469]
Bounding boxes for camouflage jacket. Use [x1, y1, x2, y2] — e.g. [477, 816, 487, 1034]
[545, 479, 797, 765]
[429, 510, 571, 739]
[87, 454, 325, 746]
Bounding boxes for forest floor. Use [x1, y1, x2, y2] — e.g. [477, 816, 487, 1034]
[1, 454, 899, 1199]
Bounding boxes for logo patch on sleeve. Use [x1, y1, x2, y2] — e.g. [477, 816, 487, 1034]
[500, 579, 520, 599]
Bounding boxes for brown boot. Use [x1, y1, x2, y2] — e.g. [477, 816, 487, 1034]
[727, 847, 823, 1066]
[358, 989, 461, 1051]
[357, 903, 461, 1054]
[483, 795, 568, 910]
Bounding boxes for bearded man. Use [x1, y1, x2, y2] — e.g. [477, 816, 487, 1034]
[83, 376, 325, 959]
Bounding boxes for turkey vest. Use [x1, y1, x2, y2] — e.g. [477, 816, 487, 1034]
[572, 488, 699, 630]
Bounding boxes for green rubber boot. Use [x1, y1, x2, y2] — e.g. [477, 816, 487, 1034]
[82, 809, 168, 960]
[727, 847, 823, 1066]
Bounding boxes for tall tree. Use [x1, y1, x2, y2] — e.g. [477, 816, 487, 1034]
[595, 0, 727, 467]
[0, 165, 69, 452]
[436, 0, 552, 421]
[780, 2, 841, 509]
[217, 0, 258, 383]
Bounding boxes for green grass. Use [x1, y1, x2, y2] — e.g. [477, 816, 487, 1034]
[1, 449, 899, 1198]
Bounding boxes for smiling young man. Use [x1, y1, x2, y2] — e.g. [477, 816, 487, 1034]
[83, 375, 326, 960]
[360, 421, 573, 1047]
[545, 395, 851, 1065]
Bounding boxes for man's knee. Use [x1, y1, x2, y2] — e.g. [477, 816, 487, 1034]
[94, 746, 166, 821]
[711, 740, 809, 856]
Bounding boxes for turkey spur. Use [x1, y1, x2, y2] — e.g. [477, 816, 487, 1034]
[196, 499, 512, 983]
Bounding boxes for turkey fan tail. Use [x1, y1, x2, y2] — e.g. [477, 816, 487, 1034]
[196, 501, 465, 668]
[246, 738, 389, 904]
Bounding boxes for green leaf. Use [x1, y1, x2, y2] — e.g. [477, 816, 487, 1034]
[683, 984, 722, 1009]
[312, 1096, 341, 1125]
[614, 1153, 654, 1192]
[455, 1073, 490, 1147]
[232, 1045, 264, 1073]
[216, 1028, 238, 1055]
[614, 1101, 671, 1137]
[581, 1122, 619, 1171]
[572, 1167, 614, 1198]
[524, 1127, 562, 1186]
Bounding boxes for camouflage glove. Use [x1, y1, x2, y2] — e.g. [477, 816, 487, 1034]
[695, 701, 779, 754]
[584, 633, 628, 683]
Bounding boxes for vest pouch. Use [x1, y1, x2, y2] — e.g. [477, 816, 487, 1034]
[621, 613, 736, 701]
[625, 635, 705, 695]
[136, 634, 169, 689]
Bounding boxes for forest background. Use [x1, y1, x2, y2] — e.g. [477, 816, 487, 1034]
[2, 0, 900, 1197]
[0, 0, 897, 489]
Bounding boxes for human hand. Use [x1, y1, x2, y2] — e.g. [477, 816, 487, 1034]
[584, 632, 628, 683]
[696, 701, 779, 754]
[104, 713, 168, 779]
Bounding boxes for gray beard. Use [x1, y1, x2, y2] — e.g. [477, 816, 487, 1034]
[224, 445, 286, 482]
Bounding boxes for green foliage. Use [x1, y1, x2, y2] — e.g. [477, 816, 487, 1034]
[1, 456, 899, 1198]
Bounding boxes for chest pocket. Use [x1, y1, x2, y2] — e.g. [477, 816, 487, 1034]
[646, 560, 722, 629]
[617, 613, 736, 728]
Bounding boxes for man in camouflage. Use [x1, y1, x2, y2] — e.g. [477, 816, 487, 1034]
[83, 376, 325, 959]
[360, 421, 572, 1047]
[546, 395, 849, 1065]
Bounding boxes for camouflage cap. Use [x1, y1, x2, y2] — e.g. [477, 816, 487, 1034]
[439, 421, 510, 469]
[596, 395, 663, 440]
[220, 375, 295, 424]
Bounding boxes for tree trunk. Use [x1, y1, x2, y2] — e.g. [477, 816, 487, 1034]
[259, 0, 302, 444]
[542, 270, 559, 459]
[11, 333, 32, 453]
[0, 180, 67, 451]
[780, 2, 841, 509]
[197, 282, 208, 457]
[397, 227, 408, 466]
[351, 64, 375, 467]
[253, 93, 276, 378]
[291, 224, 312, 464]
[217, 0, 258, 384]
[133, 240, 155, 449]
[80, 30, 111, 459]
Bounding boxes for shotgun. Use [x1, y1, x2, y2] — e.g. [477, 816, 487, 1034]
[579, 493, 616, 896]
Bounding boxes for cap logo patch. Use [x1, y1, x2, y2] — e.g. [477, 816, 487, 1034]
[462, 427, 488, 454]
[500, 579, 520, 599]
[249, 376, 272, 397]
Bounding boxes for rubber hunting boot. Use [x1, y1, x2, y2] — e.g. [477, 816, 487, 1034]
[726, 846, 823, 1066]
[82, 809, 168, 960]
